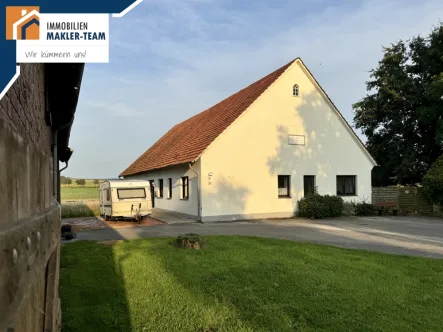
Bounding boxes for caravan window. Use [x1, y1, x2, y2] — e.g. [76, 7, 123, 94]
[106, 189, 111, 201]
[117, 188, 146, 199]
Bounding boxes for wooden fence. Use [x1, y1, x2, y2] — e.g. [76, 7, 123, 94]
[372, 187, 434, 215]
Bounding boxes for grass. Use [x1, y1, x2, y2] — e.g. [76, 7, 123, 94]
[61, 187, 99, 201]
[61, 201, 100, 218]
[60, 237, 443, 332]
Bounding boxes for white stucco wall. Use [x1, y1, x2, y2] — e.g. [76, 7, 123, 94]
[199, 60, 375, 221]
[124, 161, 200, 218]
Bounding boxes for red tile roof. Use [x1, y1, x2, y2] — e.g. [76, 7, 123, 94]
[120, 59, 297, 176]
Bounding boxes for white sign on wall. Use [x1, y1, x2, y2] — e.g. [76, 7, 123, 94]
[288, 135, 305, 145]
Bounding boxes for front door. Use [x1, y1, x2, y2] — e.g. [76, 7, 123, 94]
[149, 180, 155, 207]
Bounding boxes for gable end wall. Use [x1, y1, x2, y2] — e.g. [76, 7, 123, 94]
[199, 60, 374, 221]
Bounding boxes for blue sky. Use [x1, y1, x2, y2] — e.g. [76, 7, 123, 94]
[65, 0, 443, 179]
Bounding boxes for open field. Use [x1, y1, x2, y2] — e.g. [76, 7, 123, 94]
[60, 236, 443, 332]
[61, 187, 99, 201]
[61, 200, 100, 218]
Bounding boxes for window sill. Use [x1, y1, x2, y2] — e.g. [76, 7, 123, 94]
[337, 194, 357, 197]
[180, 198, 189, 201]
[278, 196, 292, 199]
[166, 197, 172, 200]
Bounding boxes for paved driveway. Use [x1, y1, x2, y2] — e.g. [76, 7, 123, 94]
[68, 216, 443, 259]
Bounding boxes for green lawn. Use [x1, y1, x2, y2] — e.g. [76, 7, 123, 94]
[61, 186, 99, 201]
[60, 237, 443, 332]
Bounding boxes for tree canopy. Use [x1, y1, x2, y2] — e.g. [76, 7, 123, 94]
[423, 154, 443, 206]
[61, 176, 72, 185]
[76, 179, 86, 186]
[353, 24, 443, 186]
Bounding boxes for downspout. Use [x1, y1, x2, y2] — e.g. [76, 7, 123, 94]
[188, 162, 202, 223]
[52, 122, 71, 203]
[60, 161, 69, 172]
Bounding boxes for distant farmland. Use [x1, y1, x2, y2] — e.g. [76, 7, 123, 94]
[61, 178, 101, 201]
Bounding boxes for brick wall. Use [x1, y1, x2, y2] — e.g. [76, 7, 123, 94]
[0, 63, 52, 156]
[0, 64, 53, 225]
[0, 64, 61, 331]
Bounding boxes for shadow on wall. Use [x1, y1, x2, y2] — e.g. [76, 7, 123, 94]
[266, 90, 367, 203]
[204, 175, 250, 219]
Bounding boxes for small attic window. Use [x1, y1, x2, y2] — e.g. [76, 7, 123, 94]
[293, 84, 299, 97]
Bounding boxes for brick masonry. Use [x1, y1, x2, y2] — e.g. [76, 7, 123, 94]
[0, 64, 61, 331]
[0, 63, 52, 156]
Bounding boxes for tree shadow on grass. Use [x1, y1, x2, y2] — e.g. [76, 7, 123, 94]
[147, 236, 443, 332]
[59, 241, 132, 332]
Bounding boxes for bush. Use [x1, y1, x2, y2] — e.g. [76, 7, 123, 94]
[298, 194, 344, 219]
[342, 202, 356, 217]
[423, 154, 443, 206]
[355, 202, 376, 216]
[324, 195, 344, 217]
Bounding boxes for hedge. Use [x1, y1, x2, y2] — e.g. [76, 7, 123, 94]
[298, 194, 344, 219]
[423, 154, 443, 206]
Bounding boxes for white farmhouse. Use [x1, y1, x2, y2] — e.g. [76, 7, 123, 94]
[120, 58, 376, 222]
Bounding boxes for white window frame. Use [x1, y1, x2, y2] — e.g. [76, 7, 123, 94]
[167, 178, 172, 199]
[180, 176, 189, 200]
[157, 179, 164, 198]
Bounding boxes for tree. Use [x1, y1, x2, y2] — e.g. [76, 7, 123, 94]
[353, 24, 443, 186]
[61, 176, 72, 186]
[93, 179, 99, 187]
[423, 154, 443, 206]
[76, 179, 86, 186]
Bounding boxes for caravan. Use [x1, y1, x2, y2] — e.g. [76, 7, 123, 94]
[99, 180, 152, 221]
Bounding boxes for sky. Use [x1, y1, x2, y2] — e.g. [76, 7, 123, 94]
[64, 0, 443, 179]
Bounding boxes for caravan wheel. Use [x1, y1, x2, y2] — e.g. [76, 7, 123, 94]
[104, 215, 110, 221]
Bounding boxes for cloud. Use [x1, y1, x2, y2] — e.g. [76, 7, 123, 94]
[66, 0, 443, 178]
[85, 100, 144, 117]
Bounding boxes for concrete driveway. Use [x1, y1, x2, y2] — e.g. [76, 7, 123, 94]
[68, 216, 443, 259]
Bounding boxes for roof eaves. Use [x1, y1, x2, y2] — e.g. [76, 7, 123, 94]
[120, 159, 194, 177]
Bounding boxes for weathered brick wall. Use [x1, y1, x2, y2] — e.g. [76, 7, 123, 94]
[0, 63, 51, 156]
[0, 64, 61, 331]
[0, 64, 53, 225]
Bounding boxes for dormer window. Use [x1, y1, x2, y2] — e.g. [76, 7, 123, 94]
[293, 84, 299, 97]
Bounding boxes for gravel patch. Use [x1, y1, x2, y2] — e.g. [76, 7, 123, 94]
[62, 216, 165, 232]
[62, 217, 107, 232]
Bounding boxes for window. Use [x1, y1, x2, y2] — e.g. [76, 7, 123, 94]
[117, 188, 146, 199]
[168, 178, 172, 199]
[336, 176, 356, 196]
[158, 179, 163, 198]
[181, 176, 189, 199]
[278, 175, 291, 198]
[293, 84, 299, 97]
[304, 176, 315, 196]
[106, 189, 110, 201]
